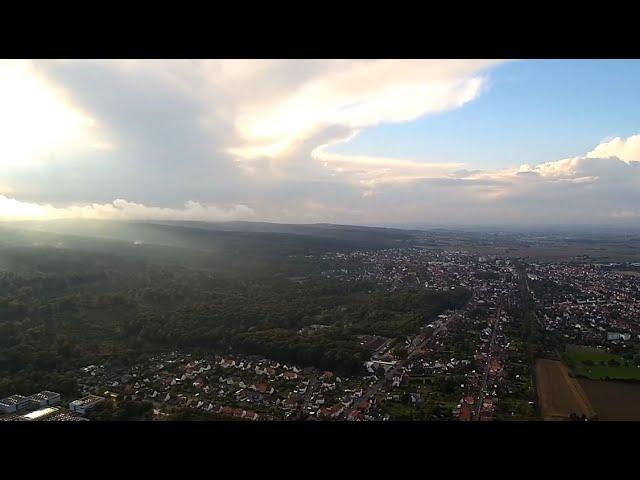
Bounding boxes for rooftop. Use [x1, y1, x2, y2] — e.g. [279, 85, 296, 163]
[70, 395, 105, 407]
[0, 395, 28, 405]
[29, 391, 61, 401]
[23, 407, 60, 421]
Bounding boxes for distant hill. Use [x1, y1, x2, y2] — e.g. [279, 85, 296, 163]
[0, 219, 417, 257]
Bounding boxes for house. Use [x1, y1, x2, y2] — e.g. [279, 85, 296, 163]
[253, 383, 274, 395]
[320, 404, 344, 419]
[347, 409, 364, 421]
[242, 410, 259, 421]
[283, 371, 298, 380]
[220, 359, 236, 369]
[459, 404, 473, 421]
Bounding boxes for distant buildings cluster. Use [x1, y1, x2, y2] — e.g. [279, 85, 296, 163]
[0, 390, 103, 421]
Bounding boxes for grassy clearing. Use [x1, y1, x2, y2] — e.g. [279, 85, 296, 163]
[576, 366, 640, 381]
[564, 346, 640, 381]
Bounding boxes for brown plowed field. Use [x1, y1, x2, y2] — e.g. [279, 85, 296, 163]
[578, 379, 640, 420]
[536, 359, 596, 420]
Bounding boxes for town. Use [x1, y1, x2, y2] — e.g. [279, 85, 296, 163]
[2, 242, 639, 422]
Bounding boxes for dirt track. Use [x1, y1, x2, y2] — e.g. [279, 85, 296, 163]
[536, 359, 596, 420]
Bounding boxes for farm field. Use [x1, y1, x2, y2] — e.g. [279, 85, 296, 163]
[578, 379, 640, 420]
[466, 244, 640, 263]
[535, 359, 595, 420]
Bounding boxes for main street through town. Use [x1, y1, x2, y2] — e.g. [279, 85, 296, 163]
[474, 309, 500, 421]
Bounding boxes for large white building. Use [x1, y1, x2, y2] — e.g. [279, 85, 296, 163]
[22, 407, 60, 421]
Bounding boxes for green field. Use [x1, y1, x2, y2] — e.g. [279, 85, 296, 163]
[566, 350, 622, 365]
[577, 366, 640, 381]
[564, 346, 640, 381]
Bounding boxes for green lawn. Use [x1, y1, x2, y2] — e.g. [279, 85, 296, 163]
[576, 365, 640, 381]
[565, 347, 622, 365]
[384, 402, 413, 418]
[564, 346, 640, 380]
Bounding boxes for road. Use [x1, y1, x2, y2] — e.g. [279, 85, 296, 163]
[522, 269, 546, 330]
[290, 372, 319, 420]
[474, 309, 500, 421]
[350, 363, 403, 414]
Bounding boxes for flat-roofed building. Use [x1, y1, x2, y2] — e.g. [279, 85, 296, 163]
[28, 391, 61, 409]
[69, 395, 105, 416]
[22, 407, 60, 421]
[0, 395, 30, 413]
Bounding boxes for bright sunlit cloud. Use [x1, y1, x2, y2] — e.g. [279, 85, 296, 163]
[587, 134, 640, 164]
[227, 60, 501, 160]
[0, 60, 108, 168]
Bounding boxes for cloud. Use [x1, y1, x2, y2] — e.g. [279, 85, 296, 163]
[0, 60, 504, 213]
[228, 60, 498, 160]
[5, 133, 640, 226]
[0, 196, 255, 222]
[310, 133, 640, 227]
[0, 60, 110, 168]
[516, 157, 584, 177]
[3, 131, 640, 227]
[587, 134, 640, 164]
[313, 148, 464, 188]
[4, 59, 640, 228]
[610, 209, 639, 219]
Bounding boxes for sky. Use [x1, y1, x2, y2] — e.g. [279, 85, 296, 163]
[1, 59, 640, 228]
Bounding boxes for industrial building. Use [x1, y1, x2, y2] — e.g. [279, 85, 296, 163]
[22, 407, 60, 421]
[28, 391, 62, 409]
[69, 395, 105, 415]
[0, 395, 31, 414]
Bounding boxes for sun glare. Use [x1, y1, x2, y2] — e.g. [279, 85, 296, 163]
[0, 60, 95, 168]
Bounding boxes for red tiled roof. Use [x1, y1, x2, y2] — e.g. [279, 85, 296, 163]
[459, 405, 473, 421]
[255, 383, 269, 393]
